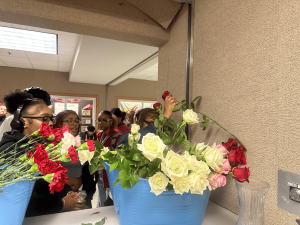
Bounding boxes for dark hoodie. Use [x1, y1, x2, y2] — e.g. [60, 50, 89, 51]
[0, 130, 63, 217]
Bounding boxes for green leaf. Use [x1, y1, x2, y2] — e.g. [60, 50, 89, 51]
[154, 119, 160, 128]
[176, 132, 184, 144]
[81, 223, 93, 225]
[172, 105, 181, 112]
[123, 159, 131, 174]
[202, 115, 206, 120]
[103, 151, 114, 159]
[163, 148, 168, 158]
[130, 174, 139, 186]
[113, 178, 120, 186]
[192, 95, 201, 103]
[89, 163, 98, 175]
[166, 183, 174, 191]
[205, 119, 209, 123]
[180, 140, 192, 150]
[110, 162, 118, 172]
[176, 121, 183, 130]
[163, 138, 175, 146]
[167, 119, 176, 127]
[148, 158, 162, 172]
[190, 102, 195, 109]
[180, 100, 186, 103]
[161, 132, 169, 141]
[151, 115, 159, 120]
[95, 217, 107, 225]
[159, 113, 165, 122]
[139, 166, 148, 178]
[121, 179, 132, 189]
[133, 153, 142, 161]
[200, 121, 206, 128]
[118, 169, 130, 180]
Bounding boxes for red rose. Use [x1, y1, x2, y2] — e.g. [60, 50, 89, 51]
[26, 150, 33, 159]
[38, 123, 54, 138]
[222, 138, 238, 152]
[38, 158, 60, 175]
[228, 146, 247, 167]
[232, 167, 250, 183]
[33, 144, 48, 164]
[53, 128, 64, 143]
[66, 146, 79, 163]
[153, 102, 162, 112]
[49, 166, 68, 194]
[162, 91, 170, 100]
[87, 140, 95, 152]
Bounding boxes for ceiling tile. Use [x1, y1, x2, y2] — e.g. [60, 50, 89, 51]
[30, 59, 58, 67]
[58, 35, 78, 48]
[0, 56, 30, 63]
[58, 67, 70, 72]
[26, 51, 58, 61]
[5, 62, 32, 69]
[57, 31, 79, 37]
[59, 62, 71, 68]
[0, 48, 27, 58]
[59, 55, 73, 63]
[33, 65, 58, 71]
[58, 46, 75, 56]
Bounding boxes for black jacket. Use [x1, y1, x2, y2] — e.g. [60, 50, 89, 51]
[0, 130, 63, 217]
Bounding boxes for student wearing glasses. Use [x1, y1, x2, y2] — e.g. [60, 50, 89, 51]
[53, 110, 96, 209]
[96, 110, 121, 207]
[0, 87, 52, 141]
[0, 91, 85, 217]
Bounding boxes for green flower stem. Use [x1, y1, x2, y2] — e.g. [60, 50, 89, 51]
[194, 110, 246, 150]
[172, 121, 186, 140]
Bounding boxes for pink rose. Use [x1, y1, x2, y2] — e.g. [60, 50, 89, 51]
[208, 173, 227, 190]
[219, 159, 231, 175]
[74, 135, 81, 147]
[216, 144, 228, 157]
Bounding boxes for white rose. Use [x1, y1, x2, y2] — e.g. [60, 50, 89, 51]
[148, 172, 169, 196]
[137, 133, 165, 161]
[202, 146, 223, 171]
[170, 176, 191, 195]
[183, 109, 199, 125]
[78, 150, 95, 165]
[189, 171, 209, 194]
[131, 124, 140, 134]
[161, 150, 189, 179]
[129, 133, 141, 142]
[196, 143, 207, 152]
[198, 161, 211, 176]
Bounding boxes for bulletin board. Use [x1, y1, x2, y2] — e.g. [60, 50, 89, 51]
[50, 93, 99, 134]
[117, 97, 157, 112]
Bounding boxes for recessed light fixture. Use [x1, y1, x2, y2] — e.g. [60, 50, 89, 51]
[0, 26, 57, 54]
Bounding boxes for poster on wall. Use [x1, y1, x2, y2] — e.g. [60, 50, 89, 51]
[81, 117, 91, 124]
[66, 103, 79, 114]
[81, 126, 88, 133]
[119, 101, 143, 112]
[54, 102, 65, 115]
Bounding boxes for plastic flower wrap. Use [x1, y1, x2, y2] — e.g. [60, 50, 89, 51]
[0, 123, 79, 193]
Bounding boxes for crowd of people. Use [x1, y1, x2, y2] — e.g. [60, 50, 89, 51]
[0, 87, 178, 217]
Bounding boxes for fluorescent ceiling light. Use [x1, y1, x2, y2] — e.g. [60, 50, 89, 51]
[0, 26, 57, 54]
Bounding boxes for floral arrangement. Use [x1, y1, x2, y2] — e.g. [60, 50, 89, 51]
[83, 91, 250, 196]
[0, 124, 102, 194]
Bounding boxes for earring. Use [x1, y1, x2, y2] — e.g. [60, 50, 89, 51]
[24, 126, 27, 128]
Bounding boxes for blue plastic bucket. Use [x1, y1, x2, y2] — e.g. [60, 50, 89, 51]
[0, 180, 35, 225]
[104, 162, 211, 225]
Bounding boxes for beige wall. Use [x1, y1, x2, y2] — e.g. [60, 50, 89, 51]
[0, 66, 157, 117]
[157, 4, 188, 122]
[158, 1, 300, 224]
[107, 78, 158, 111]
[189, 0, 299, 224]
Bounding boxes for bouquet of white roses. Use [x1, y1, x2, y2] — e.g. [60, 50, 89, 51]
[82, 91, 250, 196]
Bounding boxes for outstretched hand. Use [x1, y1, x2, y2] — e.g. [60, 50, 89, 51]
[164, 96, 179, 118]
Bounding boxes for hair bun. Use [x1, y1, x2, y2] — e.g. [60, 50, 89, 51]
[4, 91, 33, 114]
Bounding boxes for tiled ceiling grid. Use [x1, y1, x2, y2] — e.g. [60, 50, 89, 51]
[130, 63, 158, 81]
[0, 21, 79, 72]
